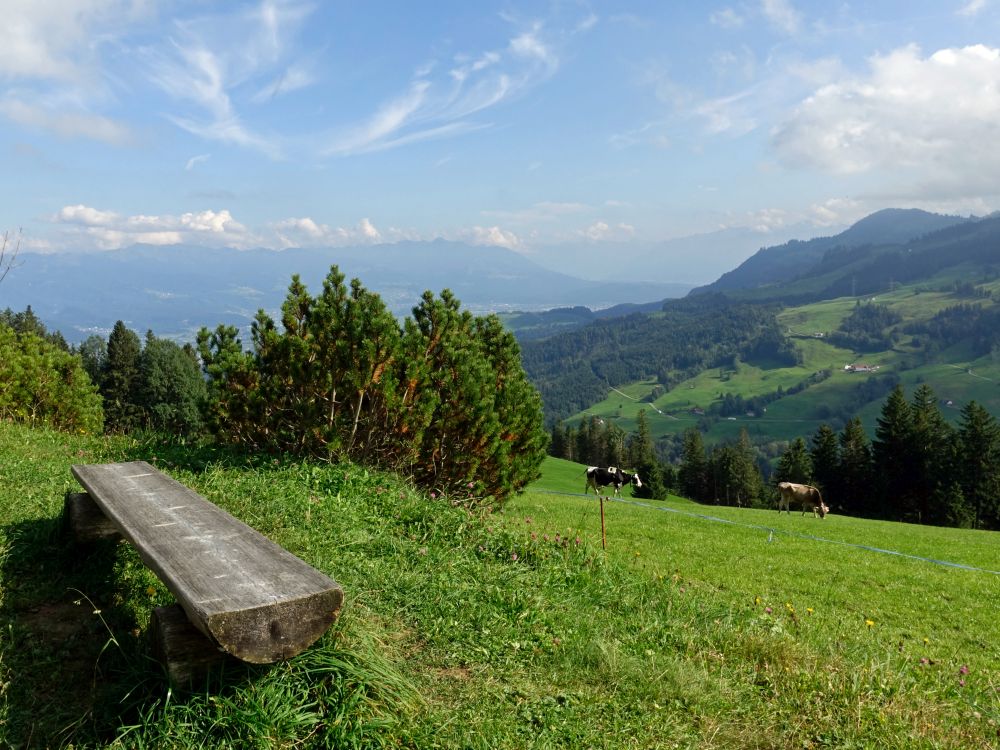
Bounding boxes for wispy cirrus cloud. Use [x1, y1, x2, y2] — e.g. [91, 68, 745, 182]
[761, 0, 803, 35]
[140, 1, 317, 158]
[321, 16, 584, 157]
[958, 0, 988, 16]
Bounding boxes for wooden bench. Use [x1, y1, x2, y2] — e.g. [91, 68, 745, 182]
[65, 460, 344, 681]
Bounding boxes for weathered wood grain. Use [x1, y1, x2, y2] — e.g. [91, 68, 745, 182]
[64, 491, 121, 543]
[151, 604, 239, 683]
[72, 461, 344, 663]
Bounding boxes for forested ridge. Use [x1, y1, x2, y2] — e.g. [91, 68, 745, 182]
[520, 294, 798, 422]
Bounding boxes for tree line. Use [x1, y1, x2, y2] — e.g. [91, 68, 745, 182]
[677, 383, 1000, 529]
[0, 267, 548, 506]
[550, 382, 1000, 530]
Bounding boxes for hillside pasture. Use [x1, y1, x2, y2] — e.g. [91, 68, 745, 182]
[565, 279, 1000, 449]
[513, 458, 1000, 744]
[1, 430, 999, 747]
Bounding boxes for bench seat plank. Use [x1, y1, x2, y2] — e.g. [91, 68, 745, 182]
[71, 461, 343, 664]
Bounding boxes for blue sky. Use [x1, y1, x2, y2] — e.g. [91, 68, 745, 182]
[4, 0, 1000, 267]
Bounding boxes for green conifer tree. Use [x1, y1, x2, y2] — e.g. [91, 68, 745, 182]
[678, 428, 709, 502]
[872, 384, 915, 519]
[838, 417, 873, 516]
[775, 437, 813, 485]
[629, 410, 666, 499]
[102, 320, 142, 433]
[909, 384, 954, 524]
[956, 400, 1000, 529]
[809, 424, 839, 498]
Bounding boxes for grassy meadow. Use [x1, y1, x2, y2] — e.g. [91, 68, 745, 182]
[1, 426, 999, 748]
[568, 278, 1000, 446]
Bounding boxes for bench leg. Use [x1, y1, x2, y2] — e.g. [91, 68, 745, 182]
[63, 492, 121, 543]
[151, 604, 240, 684]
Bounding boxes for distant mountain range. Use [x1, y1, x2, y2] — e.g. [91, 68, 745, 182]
[0, 240, 692, 343]
[692, 208, 975, 296]
[517, 207, 1000, 428]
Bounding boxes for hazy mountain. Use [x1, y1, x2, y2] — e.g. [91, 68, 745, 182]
[528, 222, 824, 285]
[692, 209, 972, 295]
[0, 240, 692, 343]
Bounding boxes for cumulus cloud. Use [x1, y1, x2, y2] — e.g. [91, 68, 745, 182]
[772, 44, 1000, 197]
[579, 221, 636, 242]
[0, 0, 148, 81]
[462, 226, 522, 249]
[51, 204, 252, 250]
[271, 217, 386, 248]
[808, 198, 864, 228]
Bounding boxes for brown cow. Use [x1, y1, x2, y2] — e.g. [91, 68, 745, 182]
[777, 482, 829, 518]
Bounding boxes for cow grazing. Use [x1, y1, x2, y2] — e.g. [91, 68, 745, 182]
[777, 482, 829, 518]
[585, 466, 642, 497]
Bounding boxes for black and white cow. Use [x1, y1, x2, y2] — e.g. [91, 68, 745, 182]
[584, 466, 642, 497]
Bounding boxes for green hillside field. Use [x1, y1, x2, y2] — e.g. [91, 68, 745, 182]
[2, 427, 998, 748]
[566, 276, 1000, 447]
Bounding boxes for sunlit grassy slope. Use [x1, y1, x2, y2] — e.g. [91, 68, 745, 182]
[568, 276, 1000, 445]
[2, 429, 998, 748]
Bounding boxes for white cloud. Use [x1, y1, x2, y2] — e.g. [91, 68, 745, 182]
[772, 44, 1000, 197]
[509, 24, 557, 71]
[251, 63, 316, 102]
[358, 218, 381, 242]
[185, 153, 211, 171]
[806, 198, 863, 228]
[958, 0, 988, 16]
[142, 1, 317, 157]
[56, 204, 120, 226]
[761, 0, 802, 35]
[462, 226, 522, 249]
[0, 2, 151, 143]
[322, 17, 566, 157]
[0, 96, 133, 145]
[271, 217, 385, 247]
[50, 205, 253, 250]
[0, 0, 149, 81]
[579, 221, 636, 242]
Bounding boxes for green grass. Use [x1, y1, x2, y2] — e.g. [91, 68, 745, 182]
[567, 278, 1000, 448]
[2, 427, 999, 748]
